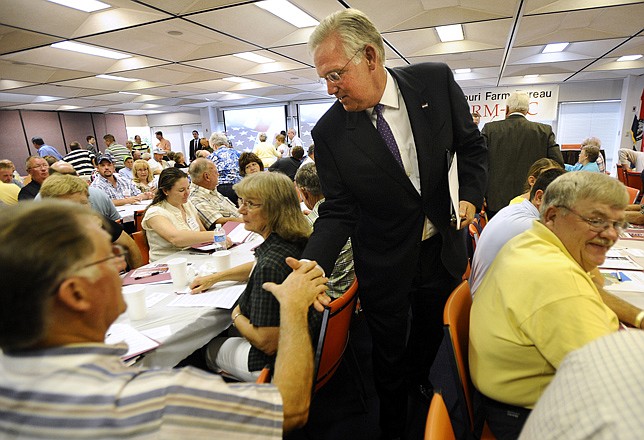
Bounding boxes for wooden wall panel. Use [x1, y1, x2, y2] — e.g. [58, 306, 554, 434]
[105, 114, 128, 145]
[0, 110, 30, 175]
[60, 112, 94, 153]
[91, 114, 107, 153]
[21, 110, 66, 156]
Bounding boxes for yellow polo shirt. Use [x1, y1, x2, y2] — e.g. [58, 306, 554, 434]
[469, 221, 619, 408]
[0, 182, 20, 205]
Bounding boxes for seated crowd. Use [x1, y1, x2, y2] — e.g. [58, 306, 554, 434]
[3, 124, 644, 440]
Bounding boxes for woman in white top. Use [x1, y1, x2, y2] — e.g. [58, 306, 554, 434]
[142, 168, 218, 261]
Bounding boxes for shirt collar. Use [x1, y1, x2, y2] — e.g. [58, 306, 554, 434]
[367, 70, 399, 114]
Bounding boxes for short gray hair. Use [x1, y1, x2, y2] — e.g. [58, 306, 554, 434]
[210, 132, 229, 148]
[0, 201, 100, 350]
[295, 163, 323, 196]
[188, 158, 212, 182]
[309, 8, 385, 66]
[506, 91, 530, 114]
[540, 172, 628, 219]
[582, 137, 601, 148]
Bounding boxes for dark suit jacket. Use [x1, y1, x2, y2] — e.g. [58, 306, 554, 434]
[482, 114, 563, 212]
[302, 63, 487, 305]
[189, 138, 200, 161]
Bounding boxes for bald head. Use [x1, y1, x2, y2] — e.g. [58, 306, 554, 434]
[50, 161, 77, 176]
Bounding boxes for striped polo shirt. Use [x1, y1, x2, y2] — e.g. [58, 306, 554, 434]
[106, 143, 131, 169]
[64, 149, 96, 175]
[0, 344, 283, 439]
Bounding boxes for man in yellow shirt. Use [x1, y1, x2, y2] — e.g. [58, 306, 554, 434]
[0, 181, 20, 205]
[470, 172, 626, 439]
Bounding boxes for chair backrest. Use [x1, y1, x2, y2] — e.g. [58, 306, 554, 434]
[425, 393, 456, 440]
[443, 280, 474, 427]
[626, 186, 640, 204]
[132, 231, 149, 265]
[134, 209, 146, 232]
[625, 170, 643, 192]
[615, 164, 626, 184]
[313, 279, 359, 392]
[255, 365, 271, 384]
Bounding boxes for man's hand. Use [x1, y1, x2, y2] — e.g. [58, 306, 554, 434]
[457, 200, 477, 229]
[263, 257, 329, 312]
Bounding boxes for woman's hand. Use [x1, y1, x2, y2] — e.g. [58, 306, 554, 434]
[190, 275, 216, 294]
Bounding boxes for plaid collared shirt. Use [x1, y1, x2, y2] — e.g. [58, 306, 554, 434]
[188, 183, 238, 229]
[90, 173, 141, 200]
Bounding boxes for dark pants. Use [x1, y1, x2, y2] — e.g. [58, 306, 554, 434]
[475, 389, 531, 440]
[217, 183, 238, 206]
[362, 235, 460, 439]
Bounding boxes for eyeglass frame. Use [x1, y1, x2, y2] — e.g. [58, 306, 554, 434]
[321, 46, 366, 84]
[238, 197, 263, 210]
[556, 205, 629, 234]
[78, 244, 129, 270]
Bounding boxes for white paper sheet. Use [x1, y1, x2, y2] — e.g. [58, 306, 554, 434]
[105, 323, 160, 360]
[599, 249, 643, 271]
[448, 153, 460, 230]
[166, 283, 245, 309]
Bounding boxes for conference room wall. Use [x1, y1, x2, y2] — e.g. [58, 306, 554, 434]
[0, 109, 127, 174]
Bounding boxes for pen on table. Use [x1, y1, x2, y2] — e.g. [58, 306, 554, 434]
[616, 271, 622, 282]
[134, 271, 160, 280]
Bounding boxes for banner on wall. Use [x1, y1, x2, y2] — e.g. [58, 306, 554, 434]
[461, 85, 560, 123]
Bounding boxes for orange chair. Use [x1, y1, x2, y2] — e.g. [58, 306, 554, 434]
[255, 365, 271, 384]
[425, 393, 456, 440]
[134, 209, 145, 232]
[625, 170, 643, 193]
[313, 279, 360, 392]
[442, 280, 495, 439]
[626, 186, 640, 204]
[615, 164, 626, 184]
[132, 231, 150, 266]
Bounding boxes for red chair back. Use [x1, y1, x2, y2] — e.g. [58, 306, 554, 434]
[132, 231, 149, 266]
[626, 186, 640, 204]
[313, 279, 359, 392]
[625, 170, 643, 193]
[616, 164, 626, 184]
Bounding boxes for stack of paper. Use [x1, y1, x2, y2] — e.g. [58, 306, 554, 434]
[105, 323, 160, 361]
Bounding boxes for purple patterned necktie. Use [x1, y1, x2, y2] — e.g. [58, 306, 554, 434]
[374, 104, 404, 169]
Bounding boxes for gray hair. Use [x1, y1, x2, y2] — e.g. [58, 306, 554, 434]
[259, 133, 267, 142]
[188, 158, 212, 182]
[506, 91, 530, 114]
[582, 145, 600, 163]
[295, 163, 323, 196]
[210, 132, 229, 148]
[308, 8, 385, 66]
[0, 201, 100, 350]
[582, 137, 601, 148]
[540, 172, 628, 220]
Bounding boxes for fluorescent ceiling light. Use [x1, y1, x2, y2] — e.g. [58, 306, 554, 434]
[119, 91, 142, 95]
[255, 0, 318, 28]
[617, 54, 642, 62]
[96, 74, 139, 82]
[51, 41, 130, 59]
[524, 74, 539, 79]
[234, 52, 275, 64]
[48, 0, 110, 13]
[223, 76, 251, 83]
[436, 24, 464, 42]
[542, 42, 569, 53]
[454, 68, 471, 74]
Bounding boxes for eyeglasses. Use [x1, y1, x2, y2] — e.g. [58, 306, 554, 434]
[557, 206, 629, 234]
[238, 198, 263, 210]
[27, 163, 48, 171]
[79, 244, 129, 270]
[321, 46, 365, 84]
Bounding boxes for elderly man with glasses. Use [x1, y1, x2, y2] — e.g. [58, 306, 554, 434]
[470, 172, 632, 439]
[0, 200, 330, 438]
[18, 156, 50, 200]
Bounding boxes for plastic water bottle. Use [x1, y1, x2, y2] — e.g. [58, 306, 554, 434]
[213, 224, 227, 252]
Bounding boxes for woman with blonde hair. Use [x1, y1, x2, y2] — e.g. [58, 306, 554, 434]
[132, 159, 156, 193]
[190, 172, 318, 381]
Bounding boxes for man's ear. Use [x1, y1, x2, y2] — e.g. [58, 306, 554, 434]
[532, 189, 544, 209]
[542, 205, 559, 227]
[364, 45, 378, 69]
[56, 278, 92, 312]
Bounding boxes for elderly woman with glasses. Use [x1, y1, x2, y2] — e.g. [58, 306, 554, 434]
[190, 172, 321, 381]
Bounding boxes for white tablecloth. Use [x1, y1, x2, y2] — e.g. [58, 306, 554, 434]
[112, 237, 260, 368]
[116, 200, 152, 223]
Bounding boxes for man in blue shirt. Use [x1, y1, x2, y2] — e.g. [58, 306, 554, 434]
[32, 136, 63, 160]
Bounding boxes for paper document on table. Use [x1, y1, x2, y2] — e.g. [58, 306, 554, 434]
[599, 250, 643, 271]
[105, 323, 160, 360]
[601, 269, 644, 292]
[167, 283, 245, 309]
[447, 152, 460, 230]
[228, 223, 254, 244]
[140, 325, 173, 343]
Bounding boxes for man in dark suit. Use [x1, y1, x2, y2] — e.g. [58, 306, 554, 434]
[482, 91, 563, 217]
[188, 130, 201, 162]
[303, 9, 487, 439]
